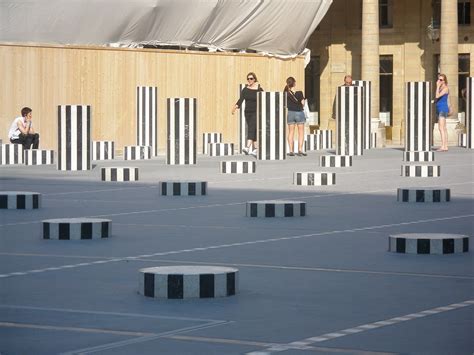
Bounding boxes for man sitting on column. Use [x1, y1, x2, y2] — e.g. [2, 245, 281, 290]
[8, 107, 40, 149]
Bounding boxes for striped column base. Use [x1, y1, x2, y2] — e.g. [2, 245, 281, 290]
[320, 155, 352, 167]
[397, 188, 450, 202]
[209, 143, 234, 156]
[389, 233, 469, 254]
[0, 191, 41, 209]
[294, 172, 336, 186]
[93, 141, 115, 160]
[246, 200, 306, 217]
[220, 161, 256, 174]
[316, 130, 333, 149]
[370, 133, 377, 148]
[124, 145, 152, 160]
[24, 149, 54, 165]
[43, 218, 111, 240]
[458, 133, 467, 147]
[305, 134, 322, 151]
[401, 165, 440, 177]
[159, 181, 207, 196]
[404, 151, 435, 162]
[101, 167, 139, 182]
[0, 144, 24, 165]
[139, 266, 238, 299]
[202, 133, 222, 155]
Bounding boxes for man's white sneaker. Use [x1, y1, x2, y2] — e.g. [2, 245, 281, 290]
[250, 149, 258, 158]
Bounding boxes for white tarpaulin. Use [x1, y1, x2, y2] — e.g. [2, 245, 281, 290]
[0, 0, 332, 57]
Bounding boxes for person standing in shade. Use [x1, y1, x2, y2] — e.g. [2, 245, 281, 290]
[8, 107, 40, 149]
[284, 77, 306, 156]
[232, 72, 263, 157]
[435, 74, 450, 152]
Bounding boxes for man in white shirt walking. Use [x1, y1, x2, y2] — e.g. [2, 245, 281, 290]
[8, 107, 40, 149]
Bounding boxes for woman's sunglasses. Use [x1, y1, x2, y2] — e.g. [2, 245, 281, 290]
[247, 77, 255, 81]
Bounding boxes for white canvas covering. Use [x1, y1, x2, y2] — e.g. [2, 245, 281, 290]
[0, 0, 332, 57]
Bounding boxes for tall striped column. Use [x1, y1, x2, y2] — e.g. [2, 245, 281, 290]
[336, 85, 364, 156]
[257, 92, 286, 160]
[167, 98, 197, 165]
[405, 82, 431, 152]
[137, 86, 158, 156]
[239, 84, 247, 153]
[58, 105, 91, 171]
[353, 80, 371, 149]
[466, 77, 474, 149]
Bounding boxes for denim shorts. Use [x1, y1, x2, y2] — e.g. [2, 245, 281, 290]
[437, 111, 448, 119]
[287, 110, 306, 125]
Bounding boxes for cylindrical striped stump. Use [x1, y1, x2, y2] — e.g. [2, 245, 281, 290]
[24, 149, 54, 165]
[294, 172, 335, 186]
[202, 133, 222, 155]
[405, 82, 431, 152]
[397, 188, 450, 202]
[389, 233, 469, 254]
[139, 266, 238, 299]
[137, 86, 158, 156]
[246, 200, 306, 217]
[159, 181, 207, 196]
[370, 132, 377, 148]
[208, 143, 234, 156]
[220, 161, 256, 174]
[43, 218, 111, 240]
[401, 165, 440, 177]
[336, 85, 363, 156]
[306, 134, 322, 151]
[58, 105, 91, 171]
[257, 92, 286, 160]
[0, 144, 24, 165]
[101, 167, 139, 182]
[92, 141, 115, 160]
[316, 129, 333, 149]
[458, 133, 467, 148]
[320, 155, 352, 167]
[124, 145, 151, 160]
[353, 80, 372, 150]
[167, 98, 197, 165]
[466, 77, 473, 149]
[0, 192, 41, 209]
[403, 151, 435, 162]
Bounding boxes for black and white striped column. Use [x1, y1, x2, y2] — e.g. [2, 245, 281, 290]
[43, 218, 111, 240]
[124, 145, 151, 160]
[466, 77, 474, 149]
[305, 134, 321, 151]
[257, 92, 286, 160]
[159, 181, 207, 196]
[353, 80, 371, 150]
[389, 233, 469, 254]
[404, 151, 435, 162]
[293, 172, 336, 186]
[0, 192, 41, 209]
[220, 161, 256, 174]
[202, 133, 222, 155]
[458, 133, 467, 147]
[320, 155, 352, 167]
[246, 200, 306, 217]
[317, 129, 333, 149]
[92, 141, 114, 160]
[167, 98, 197, 165]
[405, 82, 431, 152]
[336, 85, 364, 156]
[101, 167, 139, 182]
[401, 164, 440, 177]
[370, 133, 377, 148]
[239, 84, 247, 153]
[0, 144, 24, 165]
[57, 105, 91, 171]
[137, 86, 158, 156]
[24, 149, 54, 165]
[209, 143, 234, 156]
[397, 187, 450, 202]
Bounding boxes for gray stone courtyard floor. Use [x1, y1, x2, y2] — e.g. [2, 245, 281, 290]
[0, 147, 473, 355]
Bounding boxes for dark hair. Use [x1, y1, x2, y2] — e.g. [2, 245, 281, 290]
[21, 107, 32, 117]
[247, 72, 258, 81]
[284, 77, 296, 92]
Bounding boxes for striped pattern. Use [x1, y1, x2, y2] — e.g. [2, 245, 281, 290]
[139, 266, 238, 299]
[167, 98, 197, 165]
[159, 181, 207, 196]
[401, 164, 440, 177]
[137, 86, 158, 156]
[397, 188, 450, 202]
[405, 82, 431, 152]
[336, 85, 364, 156]
[0, 191, 41, 209]
[101, 167, 139, 182]
[57, 105, 91, 171]
[124, 145, 151, 160]
[458, 133, 467, 147]
[316, 129, 332, 149]
[246, 200, 306, 217]
[24, 149, 54, 165]
[370, 132, 377, 148]
[320, 155, 352, 167]
[208, 143, 234, 156]
[353, 80, 372, 149]
[220, 161, 256, 174]
[239, 84, 247, 153]
[0, 144, 24, 165]
[306, 134, 322, 151]
[294, 172, 336, 186]
[202, 132, 222, 154]
[389, 233, 469, 254]
[257, 92, 286, 160]
[467, 77, 474, 149]
[92, 141, 114, 160]
[42, 218, 111, 240]
[404, 151, 435, 162]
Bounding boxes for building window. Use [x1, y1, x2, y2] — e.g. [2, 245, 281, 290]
[305, 56, 320, 114]
[380, 55, 393, 126]
[379, 0, 393, 28]
[459, 54, 470, 112]
[432, 0, 441, 29]
[458, 0, 471, 25]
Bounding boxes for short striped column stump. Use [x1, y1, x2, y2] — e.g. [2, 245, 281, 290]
[0, 144, 24, 165]
[246, 200, 306, 218]
[389, 233, 469, 254]
[397, 187, 450, 203]
[43, 218, 111, 240]
[208, 143, 234, 156]
[159, 181, 207, 196]
[320, 155, 352, 167]
[93, 141, 115, 160]
[401, 165, 440, 177]
[294, 172, 336, 186]
[202, 133, 222, 155]
[124, 145, 152, 160]
[101, 167, 139, 182]
[24, 149, 54, 165]
[458, 133, 467, 147]
[220, 161, 256, 174]
[403, 151, 435, 162]
[370, 132, 377, 148]
[0, 192, 41, 209]
[139, 266, 238, 299]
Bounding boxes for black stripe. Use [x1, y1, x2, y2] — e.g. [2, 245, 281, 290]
[199, 274, 215, 298]
[442, 239, 454, 254]
[201, 182, 206, 195]
[300, 202, 306, 216]
[124, 168, 130, 182]
[173, 183, 181, 196]
[101, 222, 109, 238]
[188, 183, 196, 196]
[396, 238, 406, 253]
[231, 162, 236, 174]
[135, 168, 139, 181]
[265, 204, 275, 217]
[77, 105, 83, 170]
[463, 237, 469, 252]
[226, 272, 236, 296]
[446, 189, 450, 201]
[43, 222, 50, 239]
[16, 195, 26, 209]
[65, 106, 71, 170]
[433, 190, 441, 202]
[416, 190, 424, 202]
[33, 194, 39, 209]
[417, 239, 430, 254]
[144, 273, 155, 297]
[101, 168, 106, 181]
[284, 203, 293, 217]
[428, 166, 433, 177]
[250, 203, 257, 217]
[111, 168, 117, 181]
[402, 189, 409, 202]
[59, 223, 70, 240]
[321, 173, 328, 185]
[168, 274, 184, 299]
[81, 223, 92, 239]
[296, 173, 302, 185]
[161, 182, 167, 195]
[415, 165, 421, 176]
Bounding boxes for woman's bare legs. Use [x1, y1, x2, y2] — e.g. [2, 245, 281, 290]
[297, 124, 305, 152]
[287, 124, 295, 153]
[437, 117, 448, 151]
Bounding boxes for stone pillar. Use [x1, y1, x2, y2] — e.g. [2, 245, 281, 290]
[440, 0, 458, 115]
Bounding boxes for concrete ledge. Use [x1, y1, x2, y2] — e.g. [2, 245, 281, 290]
[389, 233, 469, 254]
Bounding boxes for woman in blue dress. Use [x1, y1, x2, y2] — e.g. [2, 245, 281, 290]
[435, 74, 450, 151]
